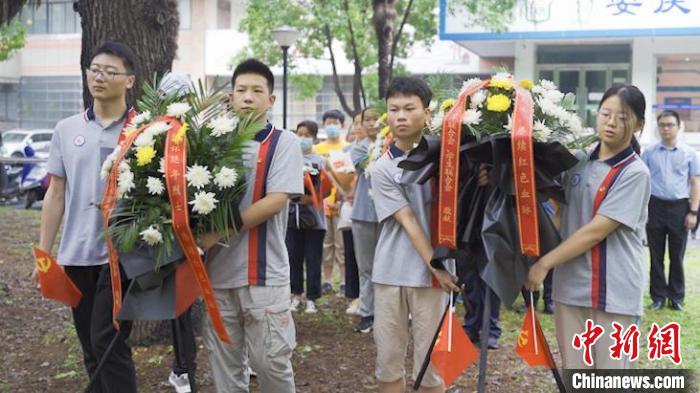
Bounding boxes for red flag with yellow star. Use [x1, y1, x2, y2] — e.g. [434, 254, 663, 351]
[515, 306, 555, 367]
[32, 247, 82, 308]
[430, 309, 479, 386]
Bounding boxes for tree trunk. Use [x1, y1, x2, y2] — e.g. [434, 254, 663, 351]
[1, 0, 28, 26]
[373, 0, 397, 99]
[74, 0, 180, 108]
[73, 0, 180, 343]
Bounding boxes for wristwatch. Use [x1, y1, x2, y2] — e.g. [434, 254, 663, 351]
[689, 210, 698, 216]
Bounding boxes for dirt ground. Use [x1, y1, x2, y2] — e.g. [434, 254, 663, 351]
[0, 205, 558, 393]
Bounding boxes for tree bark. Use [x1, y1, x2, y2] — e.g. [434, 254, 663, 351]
[74, 0, 179, 108]
[72, 0, 179, 343]
[372, 0, 397, 99]
[323, 24, 355, 116]
[1, 0, 28, 26]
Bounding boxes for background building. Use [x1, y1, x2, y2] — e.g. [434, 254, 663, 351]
[0, 0, 481, 133]
[441, 0, 700, 146]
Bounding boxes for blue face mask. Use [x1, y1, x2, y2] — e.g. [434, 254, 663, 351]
[299, 137, 314, 152]
[325, 125, 341, 138]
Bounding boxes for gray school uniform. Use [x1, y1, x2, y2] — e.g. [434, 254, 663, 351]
[350, 138, 378, 223]
[207, 125, 304, 289]
[370, 143, 435, 288]
[290, 151, 326, 231]
[553, 145, 651, 317]
[46, 107, 133, 266]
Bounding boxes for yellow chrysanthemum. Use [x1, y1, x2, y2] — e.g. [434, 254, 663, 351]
[486, 94, 512, 112]
[381, 126, 391, 136]
[439, 98, 456, 113]
[173, 123, 189, 144]
[489, 79, 515, 90]
[519, 80, 534, 90]
[378, 113, 388, 123]
[135, 145, 157, 166]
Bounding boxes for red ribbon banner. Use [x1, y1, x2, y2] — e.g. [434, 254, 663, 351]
[437, 81, 488, 248]
[511, 86, 539, 256]
[102, 115, 231, 343]
[102, 119, 147, 329]
[163, 117, 232, 344]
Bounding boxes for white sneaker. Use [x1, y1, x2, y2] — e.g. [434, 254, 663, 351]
[290, 297, 301, 312]
[345, 299, 361, 316]
[168, 371, 192, 393]
[305, 300, 318, 313]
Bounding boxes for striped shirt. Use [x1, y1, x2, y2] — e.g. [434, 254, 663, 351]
[553, 144, 651, 316]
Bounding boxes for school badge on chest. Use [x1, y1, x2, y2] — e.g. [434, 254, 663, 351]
[73, 135, 86, 147]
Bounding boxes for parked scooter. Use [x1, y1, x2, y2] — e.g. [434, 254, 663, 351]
[0, 144, 50, 207]
[19, 144, 50, 209]
[0, 162, 24, 203]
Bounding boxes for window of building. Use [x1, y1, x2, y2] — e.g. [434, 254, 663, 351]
[179, 0, 192, 30]
[0, 83, 20, 127]
[19, 76, 83, 129]
[21, 0, 80, 35]
[656, 54, 700, 134]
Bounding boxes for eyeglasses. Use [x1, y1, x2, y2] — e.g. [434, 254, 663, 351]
[658, 122, 678, 129]
[86, 66, 131, 80]
[598, 110, 629, 123]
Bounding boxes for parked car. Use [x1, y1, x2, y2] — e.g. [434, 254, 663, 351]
[1, 129, 54, 158]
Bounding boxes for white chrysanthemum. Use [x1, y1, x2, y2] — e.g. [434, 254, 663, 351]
[539, 79, 557, 91]
[461, 78, 483, 94]
[470, 90, 487, 109]
[140, 225, 163, 246]
[537, 98, 559, 118]
[100, 148, 120, 180]
[145, 121, 170, 136]
[533, 119, 553, 142]
[146, 176, 165, 195]
[118, 159, 131, 173]
[503, 114, 513, 131]
[565, 114, 584, 135]
[431, 112, 445, 129]
[209, 115, 239, 137]
[543, 89, 564, 104]
[166, 102, 191, 119]
[134, 131, 155, 147]
[117, 169, 135, 198]
[189, 191, 218, 215]
[100, 158, 114, 180]
[214, 167, 239, 189]
[129, 111, 151, 128]
[532, 85, 545, 95]
[186, 164, 211, 189]
[462, 109, 482, 125]
[158, 158, 166, 174]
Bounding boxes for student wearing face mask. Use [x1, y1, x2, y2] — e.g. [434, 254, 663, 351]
[286, 121, 330, 314]
[314, 110, 350, 293]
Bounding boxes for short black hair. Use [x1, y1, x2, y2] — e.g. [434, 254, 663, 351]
[385, 76, 432, 108]
[296, 120, 319, 138]
[322, 109, 345, 126]
[657, 110, 681, 125]
[91, 41, 138, 76]
[232, 58, 274, 93]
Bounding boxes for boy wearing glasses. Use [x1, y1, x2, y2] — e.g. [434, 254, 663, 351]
[36, 41, 138, 392]
[642, 110, 700, 311]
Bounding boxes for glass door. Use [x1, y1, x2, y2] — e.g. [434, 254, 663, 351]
[536, 65, 630, 126]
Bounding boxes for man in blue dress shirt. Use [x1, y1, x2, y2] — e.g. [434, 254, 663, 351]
[642, 110, 700, 311]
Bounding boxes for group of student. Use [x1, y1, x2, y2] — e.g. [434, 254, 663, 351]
[35, 38, 655, 393]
